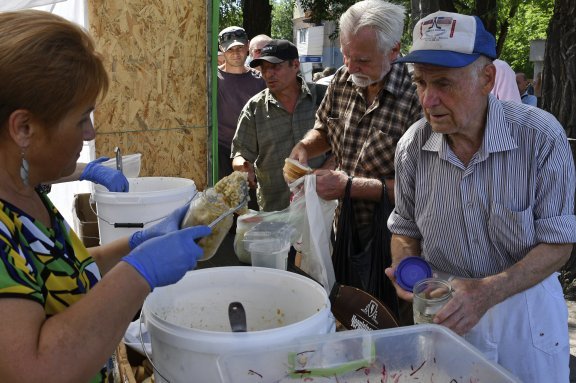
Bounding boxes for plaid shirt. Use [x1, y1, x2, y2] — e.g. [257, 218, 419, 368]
[314, 63, 422, 229]
[232, 78, 325, 211]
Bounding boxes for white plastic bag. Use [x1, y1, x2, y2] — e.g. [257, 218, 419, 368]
[288, 175, 337, 295]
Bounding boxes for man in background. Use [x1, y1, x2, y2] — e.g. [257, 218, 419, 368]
[316, 66, 337, 85]
[248, 34, 272, 65]
[516, 71, 538, 106]
[217, 26, 266, 181]
[232, 39, 327, 211]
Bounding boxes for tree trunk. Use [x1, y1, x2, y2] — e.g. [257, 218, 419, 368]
[242, 0, 272, 38]
[474, 0, 498, 36]
[410, 0, 457, 28]
[543, 0, 576, 288]
[542, 0, 576, 139]
[494, 0, 520, 57]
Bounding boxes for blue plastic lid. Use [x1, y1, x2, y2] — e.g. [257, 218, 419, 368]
[394, 256, 432, 292]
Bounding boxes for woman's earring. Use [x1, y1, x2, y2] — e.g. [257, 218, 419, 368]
[20, 148, 29, 186]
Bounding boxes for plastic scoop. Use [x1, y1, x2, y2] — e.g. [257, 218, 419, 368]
[228, 301, 247, 332]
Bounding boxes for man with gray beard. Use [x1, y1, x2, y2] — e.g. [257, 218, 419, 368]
[288, 0, 422, 322]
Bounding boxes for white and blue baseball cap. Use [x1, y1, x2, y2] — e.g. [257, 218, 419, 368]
[395, 11, 496, 68]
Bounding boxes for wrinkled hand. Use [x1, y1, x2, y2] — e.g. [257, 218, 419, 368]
[122, 226, 211, 290]
[288, 142, 309, 164]
[243, 162, 257, 189]
[233, 160, 257, 189]
[432, 278, 493, 335]
[313, 169, 347, 200]
[80, 157, 129, 192]
[283, 143, 309, 185]
[129, 203, 191, 250]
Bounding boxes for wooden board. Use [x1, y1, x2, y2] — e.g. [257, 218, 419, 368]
[87, 0, 209, 189]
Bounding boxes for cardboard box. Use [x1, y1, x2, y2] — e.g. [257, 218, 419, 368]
[73, 193, 100, 247]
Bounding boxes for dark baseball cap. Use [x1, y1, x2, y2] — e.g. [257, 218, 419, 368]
[249, 39, 299, 68]
[219, 26, 248, 52]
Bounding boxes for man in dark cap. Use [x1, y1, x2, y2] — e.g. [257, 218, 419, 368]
[386, 11, 575, 382]
[231, 39, 328, 211]
[217, 26, 265, 182]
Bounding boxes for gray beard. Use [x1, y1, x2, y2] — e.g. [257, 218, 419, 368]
[351, 74, 378, 87]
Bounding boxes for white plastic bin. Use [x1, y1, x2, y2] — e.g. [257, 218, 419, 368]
[91, 177, 196, 244]
[100, 153, 142, 178]
[143, 267, 335, 383]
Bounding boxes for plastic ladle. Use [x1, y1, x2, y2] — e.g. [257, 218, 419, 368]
[228, 301, 247, 332]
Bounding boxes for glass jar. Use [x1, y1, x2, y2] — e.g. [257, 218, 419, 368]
[181, 189, 232, 261]
[412, 278, 452, 324]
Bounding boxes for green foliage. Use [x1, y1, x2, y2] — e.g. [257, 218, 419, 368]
[499, 0, 553, 76]
[272, 0, 295, 40]
[219, 0, 242, 30]
[219, 0, 553, 76]
[298, 0, 356, 25]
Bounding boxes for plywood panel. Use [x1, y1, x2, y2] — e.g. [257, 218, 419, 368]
[96, 130, 206, 183]
[87, 0, 208, 189]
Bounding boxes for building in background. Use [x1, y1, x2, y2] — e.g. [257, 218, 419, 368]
[529, 39, 545, 99]
[293, 1, 343, 82]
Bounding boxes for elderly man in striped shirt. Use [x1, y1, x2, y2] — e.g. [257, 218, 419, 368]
[388, 11, 576, 382]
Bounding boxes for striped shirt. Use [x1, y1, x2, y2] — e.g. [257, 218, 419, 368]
[388, 95, 576, 278]
[232, 77, 325, 211]
[314, 64, 422, 229]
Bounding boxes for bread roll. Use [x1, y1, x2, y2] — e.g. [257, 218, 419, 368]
[283, 158, 312, 182]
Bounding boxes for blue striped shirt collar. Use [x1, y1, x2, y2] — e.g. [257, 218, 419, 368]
[422, 94, 518, 161]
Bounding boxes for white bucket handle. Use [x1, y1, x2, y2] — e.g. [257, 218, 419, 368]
[139, 310, 172, 383]
[89, 191, 197, 229]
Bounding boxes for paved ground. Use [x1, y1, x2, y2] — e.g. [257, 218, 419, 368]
[206, 232, 576, 381]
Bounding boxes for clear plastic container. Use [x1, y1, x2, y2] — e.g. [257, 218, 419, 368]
[243, 222, 294, 270]
[233, 211, 264, 264]
[218, 325, 520, 382]
[249, 242, 291, 270]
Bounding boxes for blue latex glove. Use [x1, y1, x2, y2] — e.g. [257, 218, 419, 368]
[122, 225, 211, 290]
[129, 203, 191, 250]
[80, 157, 129, 192]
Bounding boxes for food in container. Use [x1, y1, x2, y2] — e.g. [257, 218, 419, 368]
[214, 171, 249, 215]
[181, 171, 248, 260]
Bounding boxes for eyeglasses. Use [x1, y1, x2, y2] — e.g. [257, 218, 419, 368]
[219, 30, 247, 43]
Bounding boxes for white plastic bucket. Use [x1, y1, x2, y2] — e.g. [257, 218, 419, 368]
[101, 153, 142, 178]
[143, 267, 335, 383]
[91, 177, 196, 244]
